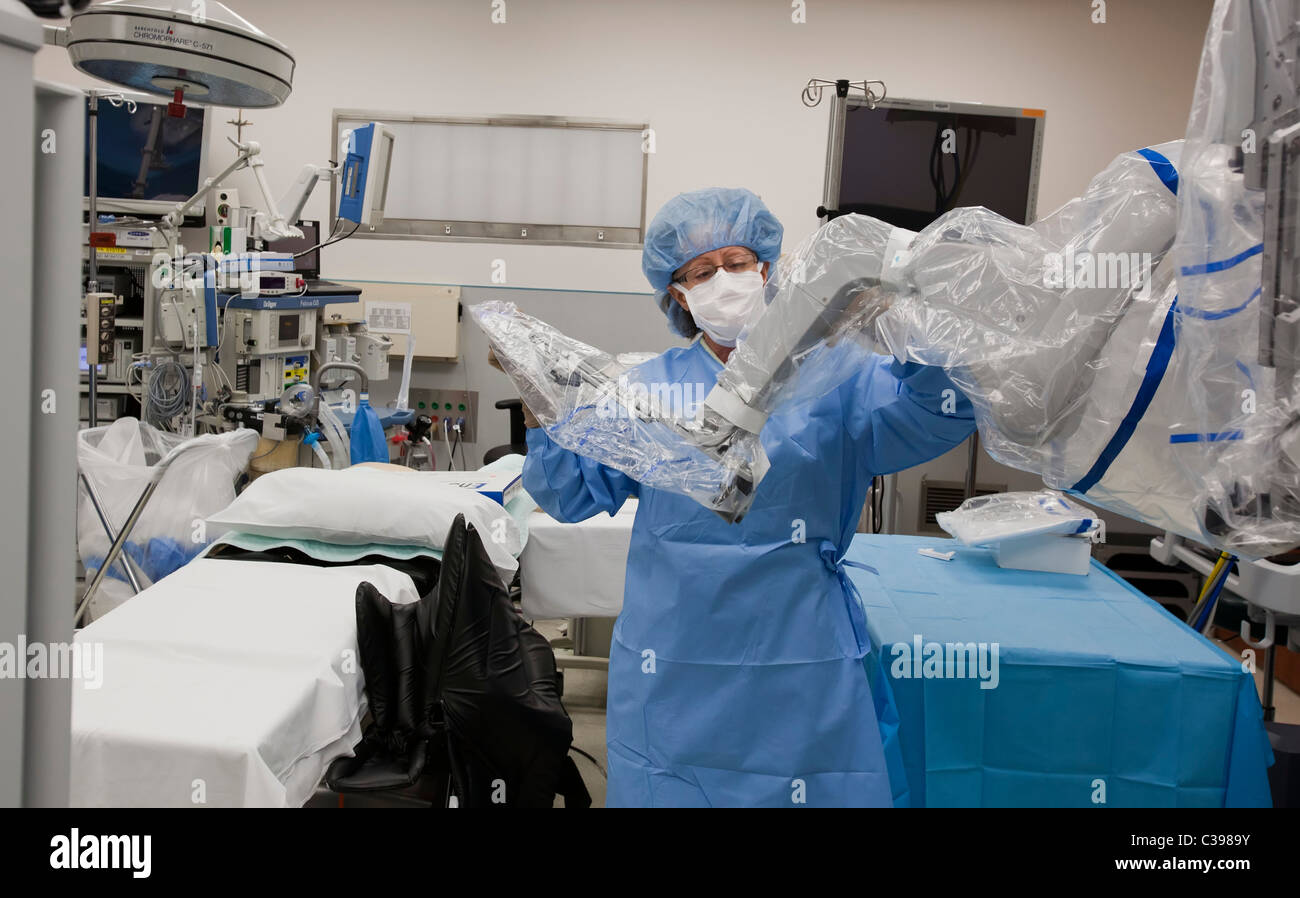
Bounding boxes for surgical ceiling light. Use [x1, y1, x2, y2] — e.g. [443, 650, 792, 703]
[46, 0, 294, 108]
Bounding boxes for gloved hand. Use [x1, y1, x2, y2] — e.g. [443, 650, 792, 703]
[487, 347, 542, 429]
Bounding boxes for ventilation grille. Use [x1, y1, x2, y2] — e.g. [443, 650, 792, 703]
[918, 479, 1006, 533]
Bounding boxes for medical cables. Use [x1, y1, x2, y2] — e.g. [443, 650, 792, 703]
[441, 418, 461, 470]
[144, 358, 190, 427]
[215, 290, 249, 356]
[929, 122, 982, 215]
[568, 746, 607, 781]
[293, 218, 359, 259]
[452, 419, 467, 469]
[1187, 551, 1235, 635]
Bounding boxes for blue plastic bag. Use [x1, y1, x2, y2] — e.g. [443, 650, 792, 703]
[350, 392, 389, 464]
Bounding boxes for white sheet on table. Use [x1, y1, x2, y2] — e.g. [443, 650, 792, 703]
[518, 500, 636, 619]
[72, 557, 421, 807]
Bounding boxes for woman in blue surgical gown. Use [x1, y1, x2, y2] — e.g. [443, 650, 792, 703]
[521, 188, 975, 807]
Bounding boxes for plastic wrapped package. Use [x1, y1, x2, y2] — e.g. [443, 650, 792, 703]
[937, 489, 1103, 575]
[77, 419, 260, 620]
[936, 490, 1101, 547]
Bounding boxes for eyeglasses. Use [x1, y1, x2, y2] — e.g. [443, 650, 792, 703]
[673, 253, 762, 290]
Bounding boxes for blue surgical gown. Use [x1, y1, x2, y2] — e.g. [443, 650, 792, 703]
[523, 338, 975, 807]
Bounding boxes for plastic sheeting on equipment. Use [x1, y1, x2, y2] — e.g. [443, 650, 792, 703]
[471, 301, 757, 519]
[782, 2, 1297, 556]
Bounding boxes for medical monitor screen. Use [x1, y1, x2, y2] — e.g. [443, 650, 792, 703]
[84, 101, 206, 210]
[836, 100, 1043, 230]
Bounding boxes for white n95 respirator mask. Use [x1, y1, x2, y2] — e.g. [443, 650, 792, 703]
[677, 269, 766, 347]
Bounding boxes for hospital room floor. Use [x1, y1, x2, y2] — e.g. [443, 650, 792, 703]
[1211, 637, 1300, 725]
[557, 667, 609, 808]
[534, 619, 610, 808]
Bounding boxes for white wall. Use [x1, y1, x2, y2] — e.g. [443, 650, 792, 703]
[38, 0, 1213, 293]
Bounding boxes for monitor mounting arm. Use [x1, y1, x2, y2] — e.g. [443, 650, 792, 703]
[160, 138, 337, 246]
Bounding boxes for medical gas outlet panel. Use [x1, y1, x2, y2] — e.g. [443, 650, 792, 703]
[408, 388, 479, 443]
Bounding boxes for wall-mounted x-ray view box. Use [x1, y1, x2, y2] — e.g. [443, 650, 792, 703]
[338, 122, 396, 230]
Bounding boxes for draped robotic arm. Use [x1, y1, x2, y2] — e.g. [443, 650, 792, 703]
[473, 160, 1187, 530]
[472, 301, 766, 520]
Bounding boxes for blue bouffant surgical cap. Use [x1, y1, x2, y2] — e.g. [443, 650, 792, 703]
[642, 187, 784, 338]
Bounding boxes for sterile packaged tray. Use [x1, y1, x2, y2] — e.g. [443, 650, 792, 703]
[936, 489, 1103, 576]
[936, 490, 1101, 546]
